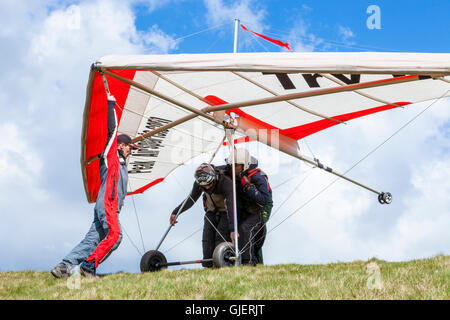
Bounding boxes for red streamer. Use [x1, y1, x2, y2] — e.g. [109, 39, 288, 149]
[241, 24, 292, 51]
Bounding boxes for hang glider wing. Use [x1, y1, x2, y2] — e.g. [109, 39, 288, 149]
[81, 52, 450, 203]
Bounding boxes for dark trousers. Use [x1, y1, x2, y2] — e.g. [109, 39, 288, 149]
[202, 211, 231, 267]
[238, 212, 266, 265]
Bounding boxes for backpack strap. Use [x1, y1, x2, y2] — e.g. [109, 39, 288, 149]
[247, 168, 261, 178]
[246, 168, 272, 193]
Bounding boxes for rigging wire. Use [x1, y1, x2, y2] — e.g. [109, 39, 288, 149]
[121, 224, 142, 257]
[110, 97, 148, 257]
[266, 90, 450, 236]
[248, 28, 271, 52]
[163, 227, 203, 254]
[172, 22, 232, 42]
[236, 91, 450, 256]
[238, 165, 315, 255]
[262, 27, 411, 52]
[239, 20, 414, 53]
[205, 33, 223, 53]
[129, 192, 146, 253]
[303, 139, 316, 160]
[269, 166, 316, 220]
[271, 175, 297, 190]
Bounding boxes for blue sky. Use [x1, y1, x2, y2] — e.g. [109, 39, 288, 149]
[0, 0, 449, 275]
[133, 0, 450, 53]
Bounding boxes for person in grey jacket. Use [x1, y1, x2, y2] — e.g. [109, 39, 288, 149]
[51, 93, 140, 279]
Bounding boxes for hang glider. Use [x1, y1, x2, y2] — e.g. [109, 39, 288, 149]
[81, 52, 450, 203]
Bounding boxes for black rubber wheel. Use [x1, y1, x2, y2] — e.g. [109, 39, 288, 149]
[378, 192, 393, 205]
[383, 192, 392, 204]
[213, 242, 236, 268]
[140, 250, 167, 272]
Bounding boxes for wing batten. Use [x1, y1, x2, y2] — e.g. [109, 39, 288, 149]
[319, 73, 404, 109]
[280, 102, 412, 140]
[203, 75, 423, 115]
[232, 71, 344, 124]
[438, 77, 450, 84]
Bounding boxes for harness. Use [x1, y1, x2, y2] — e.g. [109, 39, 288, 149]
[247, 168, 272, 193]
[243, 168, 273, 221]
[203, 169, 228, 214]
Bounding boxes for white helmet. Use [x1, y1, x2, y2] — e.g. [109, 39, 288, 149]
[227, 148, 251, 171]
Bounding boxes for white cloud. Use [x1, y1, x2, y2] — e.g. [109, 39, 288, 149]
[378, 158, 450, 260]
[29, 1, 175, 64]
[203, 0, 266, 31]
[283, 11, 319, 52]
[203, 0, 268, 52]
[0, 0, 448, 274]
[139, 0, 176, 13]
[338, 25, 355, 41]
[0, 0, 180, 272]
[141, 25, 179, 53]
[202, 0, 317, 53]
[289, 25, 316, 52]
[0, 122, 48, 202]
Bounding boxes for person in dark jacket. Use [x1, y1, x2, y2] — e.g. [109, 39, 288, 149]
[228, 148, 272, 265]
[170, 163, 233, 267]
[51, 93, 140, 279]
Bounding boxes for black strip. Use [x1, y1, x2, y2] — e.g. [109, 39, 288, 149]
[331, 74, 361, 85]
[262, 72, 296, 90]
[302, 73, 323, 88]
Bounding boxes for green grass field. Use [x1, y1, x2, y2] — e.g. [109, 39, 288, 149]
[1, 255, 448, 300]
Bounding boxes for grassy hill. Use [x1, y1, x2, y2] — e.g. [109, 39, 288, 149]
[0, 255, 448, 300]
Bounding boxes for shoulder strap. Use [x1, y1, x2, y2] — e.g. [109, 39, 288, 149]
[246, 168, 272, 193]
[247, 168, 261, 178]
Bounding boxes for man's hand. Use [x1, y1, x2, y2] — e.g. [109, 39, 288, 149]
[107, 92, 116, 102]
[169, 214, 178, 226]
[230, 231, 239, 244]
[240, 175, 251, 192]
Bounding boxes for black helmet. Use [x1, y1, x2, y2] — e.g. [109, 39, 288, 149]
[194, 163, 216, 187]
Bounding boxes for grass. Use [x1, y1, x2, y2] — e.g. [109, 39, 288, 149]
[0, 255, 448, 300]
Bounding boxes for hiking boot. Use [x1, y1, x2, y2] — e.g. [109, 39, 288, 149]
[79, 267, 97, 278]
[50, 262, 70, 279]
[79, 261, 97, 278]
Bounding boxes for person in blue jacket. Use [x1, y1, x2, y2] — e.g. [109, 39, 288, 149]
[51, 92, 140, 279]
[229, 148, 273, 265]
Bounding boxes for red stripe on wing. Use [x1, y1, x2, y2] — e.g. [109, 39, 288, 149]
[203, 95, 411, 141]
[84, 69, 137, 203]
[281, 102, 412, 140]
[126, 178, 165, 196]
